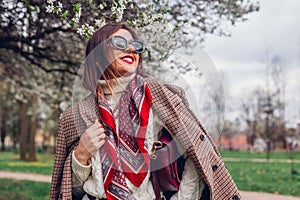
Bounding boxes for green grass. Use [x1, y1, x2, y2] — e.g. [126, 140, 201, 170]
[0, 151, 54, 175]
[0, 179, 50, 200]
[225, 161, 300, 197]
[1, 150, 300, 197]
[220, 150, 300, 160]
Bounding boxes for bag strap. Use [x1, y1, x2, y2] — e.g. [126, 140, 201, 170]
[151, 171, 162, 200]
[151, 172, 167, 200]
[151, 128, 179, 200]
[151, 128, 163, 200]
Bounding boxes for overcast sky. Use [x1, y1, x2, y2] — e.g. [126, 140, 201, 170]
[194, 0, 300, 127]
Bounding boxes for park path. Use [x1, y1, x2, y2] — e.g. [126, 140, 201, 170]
[0, 170, 51, 183]
[240, 191, 300, 200]
[1, 170, 300, 200]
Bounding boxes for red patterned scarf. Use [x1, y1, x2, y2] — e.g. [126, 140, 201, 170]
[96, 74, 152, 200]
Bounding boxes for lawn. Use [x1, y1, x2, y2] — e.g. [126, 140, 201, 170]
[225, 161, 300, 197]
[0, 179, 50, 200]
[221, 150, 300, 196]
[1, 150, 300, 197]
[0, 151, 54, 175]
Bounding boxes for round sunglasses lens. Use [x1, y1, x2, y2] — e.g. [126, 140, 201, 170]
[112, 36, 127, 50]
[132, 41, 144, 53]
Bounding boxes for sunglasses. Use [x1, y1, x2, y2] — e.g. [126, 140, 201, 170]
[110, 35, 145, 54]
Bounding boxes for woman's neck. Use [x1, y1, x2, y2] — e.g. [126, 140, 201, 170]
[98, 73, 136, 95]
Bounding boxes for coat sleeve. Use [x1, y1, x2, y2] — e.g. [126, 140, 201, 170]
[147, 79, 241, 200]
[50, 113, 68, 199]
[71, 150, 91, 197]
[50, 108, 80, 200]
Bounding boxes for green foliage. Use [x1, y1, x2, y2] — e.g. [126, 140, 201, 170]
[73, 3, 81, 12]
[220, 150, 300, 160]
[226, 161, 300, 197]
[0, 152, 54, 175]
[0, 179, 50, 200]
[61, 11, 68, 20]
[1, 150, 300, 197]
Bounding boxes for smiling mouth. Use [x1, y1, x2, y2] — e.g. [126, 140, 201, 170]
[120, 55, 134, 64]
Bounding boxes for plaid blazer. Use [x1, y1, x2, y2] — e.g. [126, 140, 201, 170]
[50, 77, 241, 200]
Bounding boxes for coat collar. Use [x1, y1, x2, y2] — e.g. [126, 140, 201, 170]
[77, 77, 184, 130]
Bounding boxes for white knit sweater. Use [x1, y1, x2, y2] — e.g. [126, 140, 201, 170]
[72, 73, 205, 200]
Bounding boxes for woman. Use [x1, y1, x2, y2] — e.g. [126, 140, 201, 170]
[50, 23, 241, 200]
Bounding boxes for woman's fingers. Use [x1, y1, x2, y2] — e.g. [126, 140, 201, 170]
[97, 139, 106, 148]
[98, 132, 106, 140]
[87, 119, 105, 138]
[90, 119, 103, 131]
[78, 119, 107, 157]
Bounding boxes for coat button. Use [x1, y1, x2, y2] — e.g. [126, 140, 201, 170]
[212, 164, 218, 171]
[232, 195, 240, 200]
[200, 134, 205, 141]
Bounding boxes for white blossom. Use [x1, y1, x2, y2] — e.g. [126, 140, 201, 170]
[85, 23, 95, 35]
[47, 0, 173, 42]
[120, 0, 126, 9]
[111, 2, 116, 12]
[46, 4, 55, 13]
[77, 23, 95, 37]
[95, 19, 106, 28]
[131, 19, 137, 26]
[99, 4, 105, 10]
[111, 0, 126, 22]
[57, 2, 63, 13]
[76, 27, 85, 36]
[72, 6, 82, 23]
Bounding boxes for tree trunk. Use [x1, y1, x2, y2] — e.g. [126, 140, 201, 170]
[20, 101, 29, 161]
[12, 114, 21, 150]
[28, 95, 37, 162]
[1, 118, 6, 152]
[1, 120, 6, 151]
[265, 114, 271, 161]
[0, 106, 4, 151]
[252, 120, 257, 146]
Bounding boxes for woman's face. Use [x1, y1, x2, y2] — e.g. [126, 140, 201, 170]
[107, 29, 140, 76]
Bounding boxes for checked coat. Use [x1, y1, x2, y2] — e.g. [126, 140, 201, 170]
[50, 77, 241, 200]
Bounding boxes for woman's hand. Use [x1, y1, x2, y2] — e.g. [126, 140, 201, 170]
[74, 119, 106, 166]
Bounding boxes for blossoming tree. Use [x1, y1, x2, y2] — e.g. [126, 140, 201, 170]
[0, 0, 259, 159]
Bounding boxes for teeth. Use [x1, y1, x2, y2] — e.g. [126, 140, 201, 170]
[122, 57, 133, 63]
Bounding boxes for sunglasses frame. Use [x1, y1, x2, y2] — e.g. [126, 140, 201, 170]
[110, 35, 145, 54]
